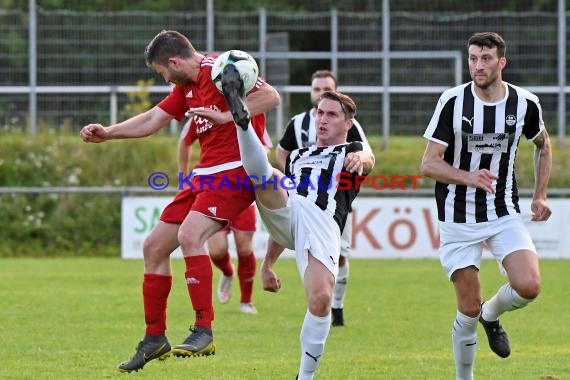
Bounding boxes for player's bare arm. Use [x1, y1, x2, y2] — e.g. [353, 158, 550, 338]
[244, 82, 280, 117]
[189, 82, 280, 125]
[80, 106, 172, 143]
[276, 146, 290, 172]
[261, 246, 282, 293]
[177, 138, 193, 178]
[421, 140, 498, 193]
[344, 151, 374, 175]
[530, 129, 552, 221]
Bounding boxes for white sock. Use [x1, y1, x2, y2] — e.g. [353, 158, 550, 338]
[482, 283, 531, 321]
[452, 310, 478, 380]
[236, 125, 274, 184]
[298, 310, 331, 380]
[332, 262, 349, 309]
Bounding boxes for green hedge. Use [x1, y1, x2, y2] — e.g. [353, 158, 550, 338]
[1, 132, 568, 257]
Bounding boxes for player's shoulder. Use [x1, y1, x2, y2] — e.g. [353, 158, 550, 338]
[348, 118, 366, 136]
[345, 141, 364, 153]
[201, 54, 217, 69]
[505, 82, 540, 103]
[198, 54, 216, 82]
[440, 82, 470, 101]
[290, 110, 310, 122]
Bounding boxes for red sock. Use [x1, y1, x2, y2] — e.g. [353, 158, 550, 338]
[184, 255, 214, 329]
[210, 251, 234, 277]
[143, 273, 172, 336]
[238, 252, 256, 303]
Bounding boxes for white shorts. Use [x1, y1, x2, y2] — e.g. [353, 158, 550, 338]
[340, 212, 352, 258]
[439, 214, 536, 280]
[257, 194, 341, 280]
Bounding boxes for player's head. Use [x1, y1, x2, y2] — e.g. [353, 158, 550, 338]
[315, 91, 356, 145]
[467, 32, 506, 58]
[467, 32, 507, 90]
[310, 70, 338, 109]
[320, 91, 356, 120]
[145, 30, 197, 85]
[145, 30, 196, 67]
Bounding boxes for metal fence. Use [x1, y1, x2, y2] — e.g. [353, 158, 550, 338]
[0, 2, 568, 146]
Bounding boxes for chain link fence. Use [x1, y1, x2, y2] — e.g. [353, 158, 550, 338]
[0, 5, 568, 138]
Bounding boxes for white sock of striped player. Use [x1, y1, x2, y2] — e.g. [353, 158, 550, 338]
[298, 310, 331, 380]
[236, 124, 274, 184]
[452, 310, 478, 380]
[331, 262, 349, 309]
[482, 283, 532, 321]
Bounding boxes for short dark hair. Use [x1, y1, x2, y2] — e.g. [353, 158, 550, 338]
[144, 30, 196, 67]
[467, 32, 506, 58]
[311, 70, 338, 89]
[320, 90, 356, 119]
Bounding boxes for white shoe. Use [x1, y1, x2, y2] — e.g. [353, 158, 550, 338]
[240, 302, 258, 314]
[217, 275, 233, 304]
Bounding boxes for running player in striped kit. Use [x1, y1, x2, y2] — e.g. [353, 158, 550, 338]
[221, 64, 375, 380]
[421, 32, 552, 380]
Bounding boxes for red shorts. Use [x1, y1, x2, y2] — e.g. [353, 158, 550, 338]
[228, 204, 257, 232]
[160, 167, 255, 226]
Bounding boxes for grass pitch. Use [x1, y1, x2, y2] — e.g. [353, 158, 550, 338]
[1, 258, 569, 380]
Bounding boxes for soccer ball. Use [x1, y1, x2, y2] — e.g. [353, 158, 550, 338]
[211, 50, 259, 94]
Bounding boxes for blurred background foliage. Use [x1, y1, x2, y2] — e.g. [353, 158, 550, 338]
[1, 132, 568, 257]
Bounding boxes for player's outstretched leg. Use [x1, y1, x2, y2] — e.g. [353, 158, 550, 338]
[117, 334, 171, 373]
[221, 63, 250, 130]
[171, 326, 216, 358]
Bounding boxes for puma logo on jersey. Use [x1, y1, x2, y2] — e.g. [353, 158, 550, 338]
[462, 116, 474, 127]
[208, 206, 217, 216]
[186, 89, 193, 98]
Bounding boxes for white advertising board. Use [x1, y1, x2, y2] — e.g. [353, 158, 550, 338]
[121, 197, 570, 259]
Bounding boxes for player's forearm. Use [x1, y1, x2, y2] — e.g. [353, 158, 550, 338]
[358, 151, 375, 173]
[421, 157, 470, 186]
[533, 134, 552, 201]
[178, 139, 193, 176]
[276, 147, 289, 172]
[245, 83, 281, 116]
[106, 107, 171, 139]
[262, 237, 285, 269]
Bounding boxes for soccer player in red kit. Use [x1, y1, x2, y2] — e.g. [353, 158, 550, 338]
[80, 30, 280, 372]
[178, 114, 272, 314]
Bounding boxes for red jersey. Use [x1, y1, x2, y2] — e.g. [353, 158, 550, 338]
[158, 54, 266, 173]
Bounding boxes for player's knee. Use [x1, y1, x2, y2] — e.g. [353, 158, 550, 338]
[458, 299, 482, 318]
[308, 291, 332, 315]
[513, 277, 541, 300]
[142, 235, 160, 258]
[177, 230, 201, 252]
[235, 245, 253, 256]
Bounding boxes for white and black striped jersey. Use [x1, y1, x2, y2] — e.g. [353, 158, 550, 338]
[424, 81, 545, 223]
[278, 109, 371, 154]
[285, 142, 364, 232]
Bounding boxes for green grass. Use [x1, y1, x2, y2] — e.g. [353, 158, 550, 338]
[1, 258, 569, 379]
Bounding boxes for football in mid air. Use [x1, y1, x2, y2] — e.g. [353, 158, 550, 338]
[211, 50, 259, 94]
